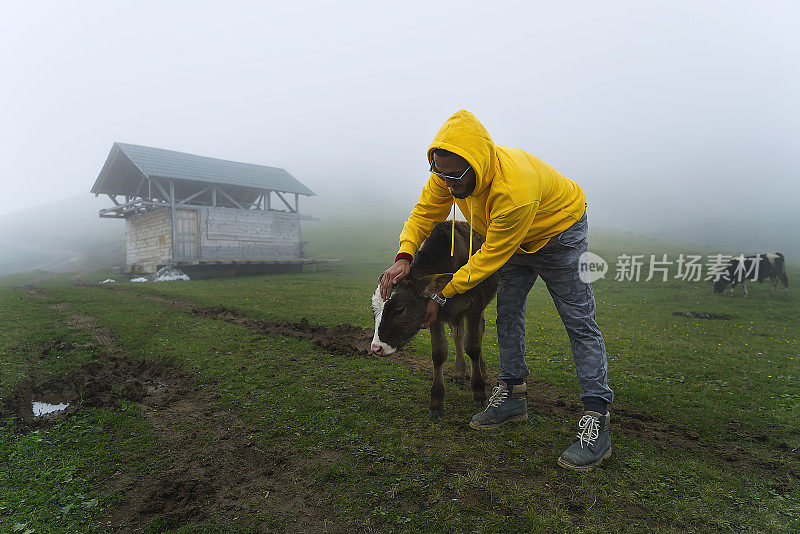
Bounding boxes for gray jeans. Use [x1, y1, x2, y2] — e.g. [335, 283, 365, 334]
[496, 212, 613, 406]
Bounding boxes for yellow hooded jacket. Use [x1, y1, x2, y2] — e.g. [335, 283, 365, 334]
[397, 110, 586, 299]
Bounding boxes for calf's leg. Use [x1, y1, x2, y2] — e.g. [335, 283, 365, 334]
[450, 321, 467, 384]
[465, 310, 489, 406]
[478, 314, 489, 380]
[429, 320, 448, 418]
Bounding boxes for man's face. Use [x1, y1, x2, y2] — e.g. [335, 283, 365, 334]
[432, 153, 476, 199]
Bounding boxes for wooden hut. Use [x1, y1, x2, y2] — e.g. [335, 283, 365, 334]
[91, 143, 325, 276]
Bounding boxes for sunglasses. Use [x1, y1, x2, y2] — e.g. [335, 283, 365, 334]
[429, 159, 471, 181]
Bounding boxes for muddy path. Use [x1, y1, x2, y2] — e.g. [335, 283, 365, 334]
[6, 286, 344, 533]
[95, 286, 800, 484]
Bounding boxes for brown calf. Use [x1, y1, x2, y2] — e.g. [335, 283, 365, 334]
[371, 221, 498, 418]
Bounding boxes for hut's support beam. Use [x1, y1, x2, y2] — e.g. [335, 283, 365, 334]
[216, 187, 244, 209]
[134, 174, 147, 198]
[212, 186, 217, 207]
[177, 187, 211, 206]
[274, 191, 295, 212]
[150, 177, 170, 202]
[107, 194, 120, 206]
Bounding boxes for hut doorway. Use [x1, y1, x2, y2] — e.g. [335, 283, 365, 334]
[175, 209, 199, 260]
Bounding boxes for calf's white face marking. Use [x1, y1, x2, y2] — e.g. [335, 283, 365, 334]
[370, 285, 397, 355]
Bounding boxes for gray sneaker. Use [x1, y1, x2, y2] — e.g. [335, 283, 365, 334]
[558, 411, 612, 471]
[469, 381, 528, 430]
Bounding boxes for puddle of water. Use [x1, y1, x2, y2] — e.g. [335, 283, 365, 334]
[32, 401, 69, 417]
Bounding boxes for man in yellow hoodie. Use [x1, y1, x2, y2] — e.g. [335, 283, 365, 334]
[380, 110, 614, 471]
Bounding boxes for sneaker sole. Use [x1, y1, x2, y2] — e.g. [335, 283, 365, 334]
[469, 413, 528, 430]
[557, 447, 612, 472]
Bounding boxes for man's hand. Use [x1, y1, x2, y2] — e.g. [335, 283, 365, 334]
[420, 294, 442, 329]
[380, 259, 410, 300]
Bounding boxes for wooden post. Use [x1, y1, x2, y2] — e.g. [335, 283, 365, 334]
[266, 190, 271, 211]
[212, 185, 217, 207]
[295, 193, 299, 213]
[170, 180, 176, 261]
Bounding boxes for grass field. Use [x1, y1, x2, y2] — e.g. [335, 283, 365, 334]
[1, 220, 799, 533]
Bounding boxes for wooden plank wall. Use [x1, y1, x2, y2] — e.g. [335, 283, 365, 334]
[200, 206, 302, 259]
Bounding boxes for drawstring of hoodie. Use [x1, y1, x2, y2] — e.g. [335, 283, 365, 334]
[468, 198, 472, 282]
[449, 199, 473, 283]
[450, 203, 456, 258]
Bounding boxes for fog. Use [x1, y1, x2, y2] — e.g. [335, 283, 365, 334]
[1, 1, 798, 271]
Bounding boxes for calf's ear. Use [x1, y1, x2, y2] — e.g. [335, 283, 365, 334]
[420, 273, 454, 295]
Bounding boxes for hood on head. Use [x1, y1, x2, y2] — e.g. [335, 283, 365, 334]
[427, 109, 497, 198]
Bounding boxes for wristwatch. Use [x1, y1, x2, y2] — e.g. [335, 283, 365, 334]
[430, 293, 446, 306]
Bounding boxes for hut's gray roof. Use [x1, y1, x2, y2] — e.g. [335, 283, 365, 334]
[91, 143, 314, 197]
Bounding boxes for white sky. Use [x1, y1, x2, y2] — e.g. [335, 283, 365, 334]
[1, 1, 797, 238]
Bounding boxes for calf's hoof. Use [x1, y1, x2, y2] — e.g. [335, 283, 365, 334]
[450, 377, 466, 386]
[429, 409, 442, 419]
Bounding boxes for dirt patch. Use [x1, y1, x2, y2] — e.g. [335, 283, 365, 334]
[3, 291, 166, 429]
[1, 355, 170, 429]
[671, 311, 731, 320]
[193, 306, 374, 355]
[10, 286, 346, 533]
[188, 305, 432, 373]
[19, 284, 50, 300]
[101, 362, 344, 533]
